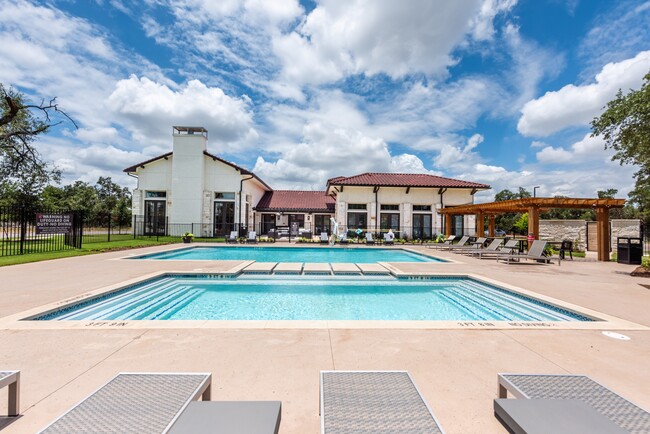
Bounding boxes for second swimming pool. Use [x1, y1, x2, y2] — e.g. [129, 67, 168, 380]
[132, 246, 443, 263]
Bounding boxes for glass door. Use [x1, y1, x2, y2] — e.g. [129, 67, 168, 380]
[412, 214, 432, 239]
[144, 200, 166, 235]
[214, 202, 235, 236]
[452, 215, 464, 236]
[314, 215, 332, 235]
[261, 214, 276, 235]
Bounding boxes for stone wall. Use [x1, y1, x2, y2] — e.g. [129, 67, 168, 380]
[539, 219, 641, 252]
[539, 220, 586, 251]
[611, 219, 641, 251]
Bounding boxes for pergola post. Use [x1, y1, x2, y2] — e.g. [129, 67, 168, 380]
[596, 207, 610, 261]
[476, 212, 484, 237]
[445, 214, 452, 237]
[527, 207, 539, 240]
[488, 215, 495, 237]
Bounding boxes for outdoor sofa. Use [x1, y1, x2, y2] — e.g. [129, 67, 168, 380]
[495, 373, 650, 434]
[320, 371, 446, 433]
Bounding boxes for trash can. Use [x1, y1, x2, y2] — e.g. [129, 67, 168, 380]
[617, 237, 643, 265]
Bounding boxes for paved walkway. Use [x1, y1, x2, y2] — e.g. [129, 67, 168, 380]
[0, 244, 649, 433]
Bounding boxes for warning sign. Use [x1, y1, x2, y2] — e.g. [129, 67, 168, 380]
[35, 213, 73, 234]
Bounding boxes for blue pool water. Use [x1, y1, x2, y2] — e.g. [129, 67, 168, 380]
[132, 246, 442, 263]
[36, 275, 592, 322]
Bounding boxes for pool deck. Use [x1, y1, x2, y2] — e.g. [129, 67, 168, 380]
[1, 243, 649, 433]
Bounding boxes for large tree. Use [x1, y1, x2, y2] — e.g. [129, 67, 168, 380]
[1, 84, 74, 207]
[592, 71, 650, 220]
[493, 187, 531, 233]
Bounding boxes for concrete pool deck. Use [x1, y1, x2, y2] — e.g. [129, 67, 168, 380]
[0, 243, 649, 433]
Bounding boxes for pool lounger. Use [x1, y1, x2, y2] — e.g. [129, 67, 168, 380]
[0, 370, 20, 416]
[320, 371, 446, 434]
[496, 373, 650, 434]
[39, 372, 212, 434]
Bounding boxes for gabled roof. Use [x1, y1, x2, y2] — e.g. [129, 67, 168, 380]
[255, 191, 335, 212]
[123, 151, 271, 191]
[326, 172, 490, 189]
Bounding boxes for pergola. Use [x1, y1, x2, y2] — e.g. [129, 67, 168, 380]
[438, 198, 625, 261]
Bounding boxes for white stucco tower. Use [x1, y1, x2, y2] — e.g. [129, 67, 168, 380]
[170, 126, 207, 224]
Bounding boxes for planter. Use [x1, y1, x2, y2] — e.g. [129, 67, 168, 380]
[182, 236, 192, 244]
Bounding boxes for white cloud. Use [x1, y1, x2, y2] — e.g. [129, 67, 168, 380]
[469, 0, 518, 41]
[535, 134, 608, 165]
[530, 140, 548, 148]
[107, 76, 259, 151]
[535, 146, 573, 164]
[518, 50, 650, 136]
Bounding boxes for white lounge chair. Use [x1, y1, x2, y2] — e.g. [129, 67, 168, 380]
[226, 231, 238, 244]
[383, 231, 395, 245]
[320, 371, 446, 434]
[365, 233, 375, 245]
[320, 232, 329, 244]
[246, 231, 257, 244]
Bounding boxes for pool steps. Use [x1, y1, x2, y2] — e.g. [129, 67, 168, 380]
[240, 262, 390, 276]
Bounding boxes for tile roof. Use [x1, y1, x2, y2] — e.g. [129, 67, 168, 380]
[327, 172, 490, 189]
[255, 191, 335, 212]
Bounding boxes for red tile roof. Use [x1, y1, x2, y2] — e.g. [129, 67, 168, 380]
[255, 191, 335, 212]
[327, 172, 490, 189]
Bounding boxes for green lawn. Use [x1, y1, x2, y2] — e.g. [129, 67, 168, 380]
[0, 238, 173, 267]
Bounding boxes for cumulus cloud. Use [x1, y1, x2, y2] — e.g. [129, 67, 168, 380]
[469, 0, 518, 40]
[518, 50, 650, 136]
[535, 133, 608, 165]
[108, 76, 259, 151]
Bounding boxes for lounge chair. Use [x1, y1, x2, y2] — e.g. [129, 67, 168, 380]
[383, 232, 395, 246]
[226, 231, 238, 244]
[427, 235, 456, 249]
[449, 237, 487, 253]
[467, 238, 502, 258]
[320, 371, 446, 434]
[495, 373, 650, 434]
[438, 235, 470, 251]
[246, 231, 257, 244]
[365, 233, 375, 245]
[497, 240, 560, 265]
[320, 232, 329, 244]
[39, 372, 212, 434]
[471, 239, 519, 259]
[0, 370, 20, 416]
[339, 233, 349, 245]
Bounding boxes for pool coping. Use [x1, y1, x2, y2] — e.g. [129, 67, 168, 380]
[0, 267, 646, 332]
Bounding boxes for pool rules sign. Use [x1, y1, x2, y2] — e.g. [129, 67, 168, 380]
[35, 213, 74, 234]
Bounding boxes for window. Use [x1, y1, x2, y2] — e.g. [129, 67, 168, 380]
[347, 212, 367, 229]
[413, 214, 432, 239]
[380, 213, 400, 231]
[380, 204, 399, 210]
[214, 192, 235, 200]
[145, 191, 166, 198]
[413, 205, 431, 211]
[348, 203, 366, 210]
[314, 215, 332, 235]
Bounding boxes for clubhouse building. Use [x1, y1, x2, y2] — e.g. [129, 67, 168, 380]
[124, 126, 491, 239]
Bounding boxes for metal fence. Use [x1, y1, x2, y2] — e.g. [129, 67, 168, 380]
[82, 212, 132, 244]
[643, 223, 650, 257]
[0, 207, 83, 257]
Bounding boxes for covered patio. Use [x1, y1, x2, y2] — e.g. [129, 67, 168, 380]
[439, 198, 625, 261]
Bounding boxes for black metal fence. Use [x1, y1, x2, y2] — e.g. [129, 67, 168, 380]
[82, 212, 132, 244]
[0, 207, 83, 257]
[642, 223, 650, 257]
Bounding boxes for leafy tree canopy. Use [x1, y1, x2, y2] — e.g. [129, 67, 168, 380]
[592, 71, 650, 221]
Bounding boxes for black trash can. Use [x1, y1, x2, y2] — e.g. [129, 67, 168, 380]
[617, 237, 643, 265]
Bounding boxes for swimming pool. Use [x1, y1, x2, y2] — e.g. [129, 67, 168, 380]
[35, 275, 592, 322]
[132, 246, 442, 263]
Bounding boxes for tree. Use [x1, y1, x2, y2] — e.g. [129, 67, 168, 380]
[1, 84, 74, 206]
[592, 71, 650, 221]
[493, 187, 531, 232]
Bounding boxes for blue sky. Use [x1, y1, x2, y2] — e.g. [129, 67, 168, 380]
[1, 0, 650, 202]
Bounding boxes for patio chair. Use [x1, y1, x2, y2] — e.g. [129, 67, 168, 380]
[320, 371, 446, 434]
[339, 233, 349, 245]
[320, 232, 329, 244]
[39, 372, 212, 434]
[495, 373, 650, 434]
[0, 370, 20, 416]
[559, 239, 573, 260]
[383, 232, 395, 246]
[438, 235, 470, 251]
[472, 239, 519, 259]
[246, 231, 257, 244]
[427, 235, 456, 249]
[365, 233, 375, 245]
[449, 237, 487, 253]
[497, 240, 560, 266]
[467, 238, 502, 258]
[227, 231, 238, 244]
